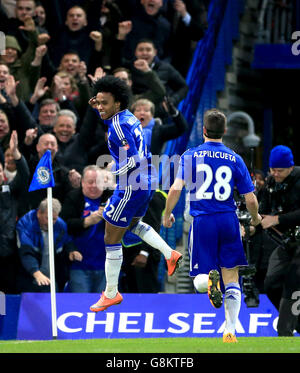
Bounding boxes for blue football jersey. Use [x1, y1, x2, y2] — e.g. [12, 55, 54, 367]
[176, 141, 254, 216]
[104, 109, 157, 190]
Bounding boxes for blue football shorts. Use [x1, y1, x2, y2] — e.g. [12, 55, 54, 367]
[188, 211, 248, 277]
[103, 185, 154, 228]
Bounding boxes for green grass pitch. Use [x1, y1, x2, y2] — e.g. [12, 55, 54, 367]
[0, 337, 300, 353]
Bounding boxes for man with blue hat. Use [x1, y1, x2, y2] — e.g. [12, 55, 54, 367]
[260, 145, 300, 336]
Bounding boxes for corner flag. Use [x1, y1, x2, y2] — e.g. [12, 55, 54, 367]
[29, 150, 55, 192]
[28, 149, 57, 339]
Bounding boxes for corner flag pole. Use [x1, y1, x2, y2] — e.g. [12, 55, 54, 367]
[28, 150, 57, 339]
[47, 186, 58, 339]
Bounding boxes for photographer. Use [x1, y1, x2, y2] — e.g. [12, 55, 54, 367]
[237, 170, 277, 308]
[236, 196, 260, 308]
[260, 145, 300, 336]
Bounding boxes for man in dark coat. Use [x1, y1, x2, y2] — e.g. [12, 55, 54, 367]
[0, 131, 30, 293]
[23, 133, 73, 212]
[116, 0, 172, 62]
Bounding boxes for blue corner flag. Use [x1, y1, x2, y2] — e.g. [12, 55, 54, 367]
[29, 150, 55, 192]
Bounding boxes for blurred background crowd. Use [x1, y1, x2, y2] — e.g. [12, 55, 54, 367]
[0, 0, 209, 295]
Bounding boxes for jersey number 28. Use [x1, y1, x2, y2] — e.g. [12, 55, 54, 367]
[195, 164, 232, 201]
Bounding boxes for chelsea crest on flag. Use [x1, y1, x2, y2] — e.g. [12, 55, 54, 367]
[29, 150, 55, 192]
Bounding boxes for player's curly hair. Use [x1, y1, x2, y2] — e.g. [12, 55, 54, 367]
[93, 75, 131, 110]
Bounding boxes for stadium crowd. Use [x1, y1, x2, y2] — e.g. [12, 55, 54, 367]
[0, 0, 299, 337]
[0, 0, 207, 295]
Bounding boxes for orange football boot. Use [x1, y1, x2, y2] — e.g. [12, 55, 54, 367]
[90, 292, 123, 312]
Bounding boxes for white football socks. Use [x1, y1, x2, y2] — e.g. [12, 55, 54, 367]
[130, 221, 172, 260]
[224, 282, 241, 335]
[104, 244, 123, 299]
